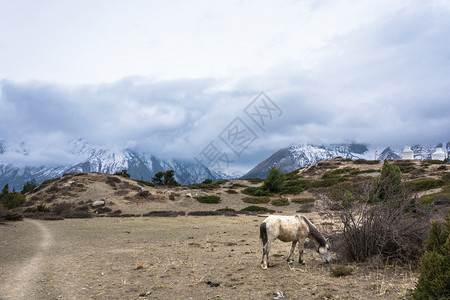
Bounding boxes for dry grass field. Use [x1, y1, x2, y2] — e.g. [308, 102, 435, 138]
[0, 216, 418, 300]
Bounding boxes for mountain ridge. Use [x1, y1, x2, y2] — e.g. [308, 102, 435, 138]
[244, 142, 449, 178]
[0, 140, 231, 189]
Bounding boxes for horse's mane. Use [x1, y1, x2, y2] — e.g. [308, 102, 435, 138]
[300, 215, 327, 247]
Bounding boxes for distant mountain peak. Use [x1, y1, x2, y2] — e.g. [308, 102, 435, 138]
[0, 139, 232, 189]
[244, 143, 372, 178]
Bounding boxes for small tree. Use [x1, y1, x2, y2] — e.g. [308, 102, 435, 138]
[1, 184, 9, 197]
[263, 166, 285, 193]
[1, 190, 26, 209]
[152, 170, 179, 186]
[163, 170, 179, 186]
[371, 160, 402, 202]
[413, 213, 450, 299]
[21, 179, 37, 194]
[152, 172, 165, 185]
[114, 170, 130, 178]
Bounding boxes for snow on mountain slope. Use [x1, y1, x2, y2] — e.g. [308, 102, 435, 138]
[245, 142, 449, 179]
[0, 139, 230, 190]
[243, 143, 373, 179]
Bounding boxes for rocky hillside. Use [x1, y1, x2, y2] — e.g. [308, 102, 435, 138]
[9, 157, 448, 220]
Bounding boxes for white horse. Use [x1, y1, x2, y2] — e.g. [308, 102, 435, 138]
[260, 214, 330, 269]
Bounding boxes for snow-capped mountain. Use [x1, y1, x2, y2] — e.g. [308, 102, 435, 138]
[243, 142, 449, 178]
[243, 143, 373, 178]
[0, 139, 231, 190]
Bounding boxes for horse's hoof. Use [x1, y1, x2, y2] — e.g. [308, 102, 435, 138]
[261, 265, 268, 270]
[300, 260, 306, 265]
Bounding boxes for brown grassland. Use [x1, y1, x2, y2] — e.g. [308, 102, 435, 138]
[1, 215, 418, 300]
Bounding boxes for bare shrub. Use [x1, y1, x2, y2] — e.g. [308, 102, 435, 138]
[330, 178, 430, 264]
[63, 211, 92, 218]
[330, 265, 353, 277]
[46, 184, 60, 193]
[137, 190, 150, 197]
[144, 211, 186, 217]
[75, 204, 89, 211]
[52, 202, 73, 215]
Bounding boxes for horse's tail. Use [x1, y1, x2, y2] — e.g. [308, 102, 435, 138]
[260, 222, 268, 246]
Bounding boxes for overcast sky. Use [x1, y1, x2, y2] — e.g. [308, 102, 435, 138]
[0, 0, 449, 170]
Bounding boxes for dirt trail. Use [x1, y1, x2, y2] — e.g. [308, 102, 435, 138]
[1, 219, 53, 300]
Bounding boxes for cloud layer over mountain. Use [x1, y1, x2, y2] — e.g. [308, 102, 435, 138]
[1, 1, 449, 169]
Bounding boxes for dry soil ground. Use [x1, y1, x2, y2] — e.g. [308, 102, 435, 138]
[0, 215, 417, 300]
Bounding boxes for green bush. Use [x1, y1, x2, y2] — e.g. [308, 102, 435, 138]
[115, 170, 131, 178]
[21, 179, 37, 194]
[322, 167, 357, 179]
[5, 211, 22, 221]
[422, 160, 446, 165]
[242, 187, 273, 197]
[41, 177, 61, 185]
[413, 214, 450, 299]
[240, 205, 269, 212]
[263, 167, 285, 193]
[229, 183, 248, 188]
[194, 195, 221, 204]
[392, 161, 415, 173]
[271, 198, 290, 206]
[353, 159, 380, 165]
[74, 172, 88, 176]
[242, 197, 271, 204]
[442, 173, 450, 185]
[407, 179, 444, 192]
[285, 169, 302, 180]
[134, 179, 154, 187]
[188, 182, 219, 189]
[308, 177, 347, 188]
[245, 178, 265, 184]
[1, 191, 26, 209]
[371, 161, 403, 202]
[281, 179, 309, 194]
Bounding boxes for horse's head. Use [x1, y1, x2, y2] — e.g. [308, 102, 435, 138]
[317, 241, 331, 263]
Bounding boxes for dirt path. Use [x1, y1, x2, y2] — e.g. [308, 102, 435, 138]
[1, 219, 53, 300]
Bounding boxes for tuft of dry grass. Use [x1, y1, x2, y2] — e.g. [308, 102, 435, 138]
[330, 265, 353, 277]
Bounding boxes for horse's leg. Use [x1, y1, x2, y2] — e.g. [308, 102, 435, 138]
[287, 240, 297, 263]
[261, 240, 271, 269]
[298, 239, 305, 265]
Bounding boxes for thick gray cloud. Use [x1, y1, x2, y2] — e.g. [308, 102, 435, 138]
[0, 1, 449, 170]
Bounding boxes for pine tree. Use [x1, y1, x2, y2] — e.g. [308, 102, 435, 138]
[413, 213, 450, 299]
[1, 184, 9, 197]
[371, 160, 403, 202]
[263, 166, 285, 193]
[152, 172, 165, 185]
[21, 179, 37, 194]
[164, 170, 179, 186]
